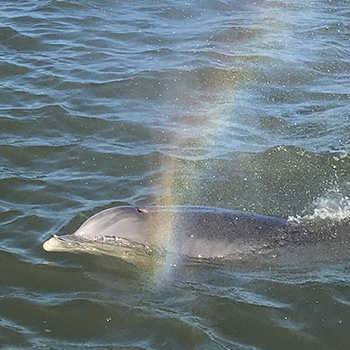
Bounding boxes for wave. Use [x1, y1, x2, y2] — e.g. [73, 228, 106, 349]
[289, 189, 350, 223]
[0, 26, 39, 51]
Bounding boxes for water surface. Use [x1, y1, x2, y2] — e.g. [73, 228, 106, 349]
[1, 0, 350, 349]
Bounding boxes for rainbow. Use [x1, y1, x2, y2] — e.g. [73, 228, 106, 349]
[148, 0, 298, 278]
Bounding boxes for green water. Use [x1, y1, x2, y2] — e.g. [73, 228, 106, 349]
[1, 0, 350, 349]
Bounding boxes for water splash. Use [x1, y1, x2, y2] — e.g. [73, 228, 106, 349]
[289, 190, 350, 223]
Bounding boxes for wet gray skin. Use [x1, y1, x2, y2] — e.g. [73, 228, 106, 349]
[43, 205, 324, 260]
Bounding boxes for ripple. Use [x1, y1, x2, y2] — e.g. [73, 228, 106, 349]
[0, 62, 30, 78]
[0, 26, 20, 41]
[1, 0, 350, 349]
[0, 26, 39, 51]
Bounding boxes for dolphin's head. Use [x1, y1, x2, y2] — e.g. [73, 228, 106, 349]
[43, 206, 150, 255]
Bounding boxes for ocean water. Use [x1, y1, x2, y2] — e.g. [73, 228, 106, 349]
[1, 0, 350, 349]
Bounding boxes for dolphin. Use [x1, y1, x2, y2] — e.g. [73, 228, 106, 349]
[43, 205, 344, 261]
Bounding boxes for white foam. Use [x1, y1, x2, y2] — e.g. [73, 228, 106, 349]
[288, 191, 350, 224]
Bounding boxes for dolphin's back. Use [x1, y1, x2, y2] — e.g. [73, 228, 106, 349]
[141, 206, 288, 238]
[135, 206, 291, 256]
